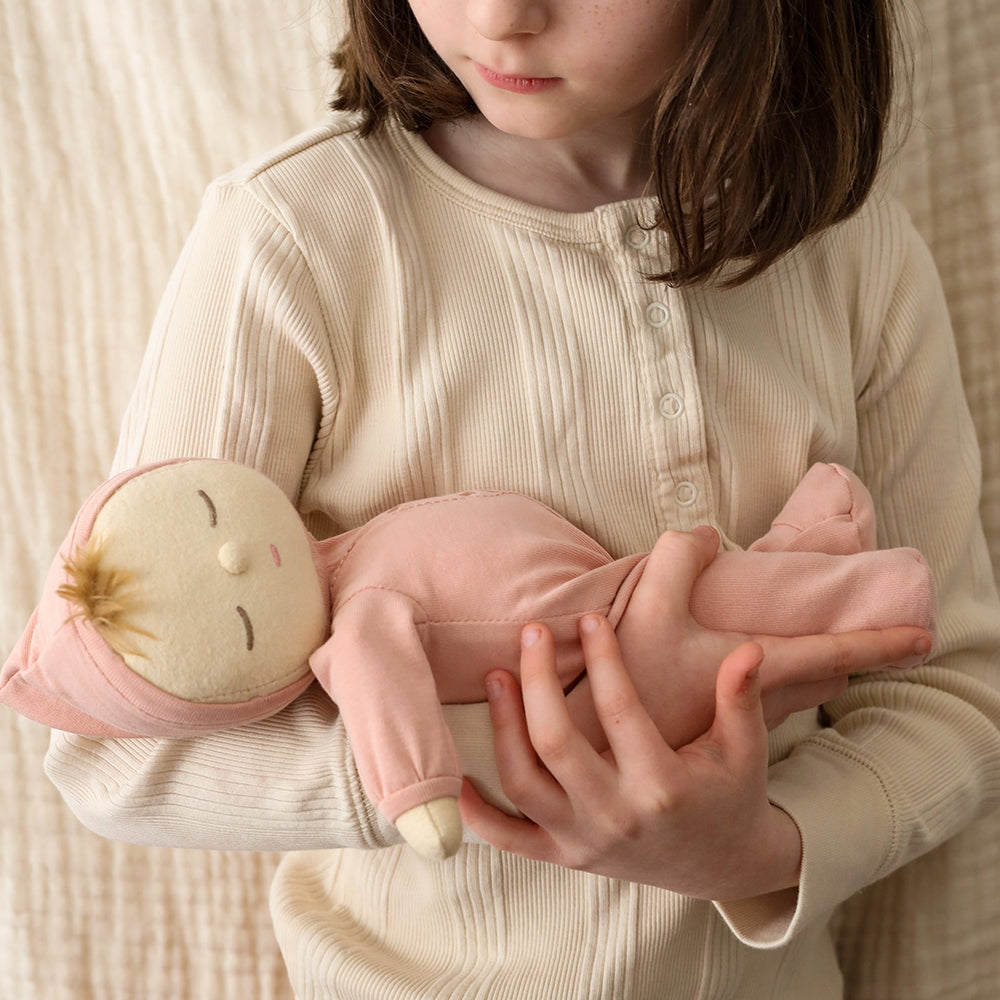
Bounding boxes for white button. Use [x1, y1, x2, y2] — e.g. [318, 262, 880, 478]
[625, 225, 651, 250]
[645, 302, 670, 327]
[674, 481, 698, 507]
[658, 392, 684, 419]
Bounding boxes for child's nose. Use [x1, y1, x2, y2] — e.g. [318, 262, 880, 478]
[218, 540, 249, 575]
[468, 0, 547, 40]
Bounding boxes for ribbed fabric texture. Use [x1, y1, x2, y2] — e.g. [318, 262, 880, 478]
[5, 2, 1000, 998]
[40, 116, 1000, 998]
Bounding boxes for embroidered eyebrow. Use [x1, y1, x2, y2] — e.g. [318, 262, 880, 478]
[236, 606, 254, 651]
[197, 490, 218, 527]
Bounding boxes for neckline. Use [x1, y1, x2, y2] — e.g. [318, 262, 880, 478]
[386, 117, 660, 242]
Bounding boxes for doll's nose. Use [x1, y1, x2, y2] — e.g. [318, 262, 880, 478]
[218, 540, 249, 575]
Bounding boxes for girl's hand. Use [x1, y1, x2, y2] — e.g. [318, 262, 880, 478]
[459, 617, 802, 900]
[565, 526, 932, 751]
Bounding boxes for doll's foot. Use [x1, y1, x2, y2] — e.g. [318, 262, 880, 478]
[395, 797, 463, 860]
[750, 463, 876, 555]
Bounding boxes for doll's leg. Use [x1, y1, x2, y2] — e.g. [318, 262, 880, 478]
[684, 462, 934, 639]
[690, 546, 936, 639]
[750, 463, 876, 555]
[310, 588, 463, 859]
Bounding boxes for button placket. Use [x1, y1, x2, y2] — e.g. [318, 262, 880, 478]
[624, 224, 652, 251]
[612, 209, 713, 527]
[645, 301, 671, 328]
[658, 392, 685, 420]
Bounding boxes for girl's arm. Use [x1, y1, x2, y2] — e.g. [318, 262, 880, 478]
[41, 175, 511, 852]
[45, 685, 394, 851]
[43, 179, 397, 851]
[742, 219, 1000, 944]
[465, 209, 1000, 943]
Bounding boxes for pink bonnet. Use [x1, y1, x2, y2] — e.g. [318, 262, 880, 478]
[0, 461, 314, 737]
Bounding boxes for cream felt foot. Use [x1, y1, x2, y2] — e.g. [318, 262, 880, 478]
[395, 797, 463, 860]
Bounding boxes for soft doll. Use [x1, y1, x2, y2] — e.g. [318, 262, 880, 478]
[0, 459, 936, 859]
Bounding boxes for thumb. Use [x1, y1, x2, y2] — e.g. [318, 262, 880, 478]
[709, 642, 768, 769]
[639, 525, 721, 620]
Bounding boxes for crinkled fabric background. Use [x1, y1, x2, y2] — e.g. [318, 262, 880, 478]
[1, 1, 997, 997]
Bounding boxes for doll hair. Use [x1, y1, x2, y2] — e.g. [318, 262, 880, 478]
[57, 535, 154, 657]
[330, 0, 903, 286]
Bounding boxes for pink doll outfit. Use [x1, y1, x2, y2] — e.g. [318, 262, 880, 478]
[0, 461, 936, 828]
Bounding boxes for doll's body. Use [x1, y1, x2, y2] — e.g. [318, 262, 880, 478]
[0, 460, 936, 858]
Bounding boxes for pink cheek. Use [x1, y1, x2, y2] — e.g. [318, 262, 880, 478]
[270, 544, 282, 568]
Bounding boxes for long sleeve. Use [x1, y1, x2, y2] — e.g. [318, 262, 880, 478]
[111, 178, 332, 498]
[45, 686, 394, 850]
[39, 118, 1000, 997]
[45, 178, 386, 850]
[43, 167, 514, 852]
[716, 213, 1000, 946]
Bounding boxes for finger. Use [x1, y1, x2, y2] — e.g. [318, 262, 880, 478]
[578, 614, 670, 768]
[484, 666, 564, 818]
[760, 676, 849, 730]
[704, 642, 767, 772]
[518, 624, 603, 788]
[457, 778, 553, 861]
[756, 625, 933, 692]
[635, 526, 722, 621]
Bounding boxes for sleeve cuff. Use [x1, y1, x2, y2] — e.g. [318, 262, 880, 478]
[715, 743, 897, 948]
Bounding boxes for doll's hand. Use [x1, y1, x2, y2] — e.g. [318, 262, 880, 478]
[459, 617, 801, 900]
[566, 527, 932, 751]
[395, 797, 463, 860]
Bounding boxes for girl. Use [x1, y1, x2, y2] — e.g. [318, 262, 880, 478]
[43, 0, 1000, 997]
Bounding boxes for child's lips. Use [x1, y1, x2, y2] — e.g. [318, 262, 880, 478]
[270, 544, 282, 567]
[474, 62, 561, 94]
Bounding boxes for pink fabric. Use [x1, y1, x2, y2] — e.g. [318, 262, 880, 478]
[0, 460, 315, 737]
[1, 461, 936, 824]
[313, 463, 935, 820]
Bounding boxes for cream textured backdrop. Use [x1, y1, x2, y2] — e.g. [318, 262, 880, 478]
[1, 1, 997, 997]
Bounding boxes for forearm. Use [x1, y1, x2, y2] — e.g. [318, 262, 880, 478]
[43, 182, 371, 850]
[43, 685, 398, 851]
[719, 212, 1000, 946]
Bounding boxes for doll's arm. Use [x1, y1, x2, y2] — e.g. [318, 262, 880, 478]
[311, 587, 464, 859]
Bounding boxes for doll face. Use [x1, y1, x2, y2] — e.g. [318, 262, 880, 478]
[92, 461, 328, 702]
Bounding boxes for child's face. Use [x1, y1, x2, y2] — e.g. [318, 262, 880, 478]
[408, 0, 697, 142]
[92, 461, 328, 703]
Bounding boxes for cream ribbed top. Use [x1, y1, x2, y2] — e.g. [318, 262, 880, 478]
[45, 115, 1000, 999]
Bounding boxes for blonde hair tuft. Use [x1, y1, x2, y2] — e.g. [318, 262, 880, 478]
[57, 534, 155, 657]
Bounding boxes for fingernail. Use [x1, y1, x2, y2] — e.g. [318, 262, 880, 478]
[485, 677, 502, 701]
[579, 615, 600, 635]
[914, 635, 932, 656]
[522, 625, 542, 648]
[692, 524, 717, 541]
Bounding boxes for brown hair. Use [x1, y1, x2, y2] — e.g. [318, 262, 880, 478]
[330, 0, 902, 286]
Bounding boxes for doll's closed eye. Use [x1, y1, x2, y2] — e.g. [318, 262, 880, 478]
[236, 606, 254, 651]
[197, 489, 218, 527]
